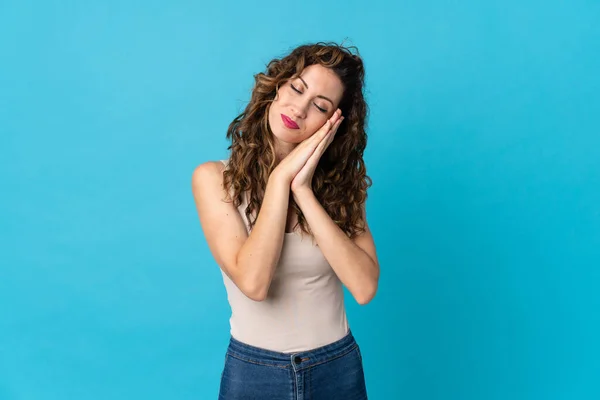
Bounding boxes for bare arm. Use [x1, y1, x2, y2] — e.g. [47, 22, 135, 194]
[288, 109, 379, 305]
[191, 161, 291, 301]
[293, 189, 380, 305]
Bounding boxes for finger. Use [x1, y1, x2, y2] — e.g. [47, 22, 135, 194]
[321, 111, 341, 133]
[321, 113, 341, 136]
[316, 119, 333, 139]
[318, 116, 343, 145]
[329, 109, 342, 126]
[300, 120, 332, 156]
[302, 113, 341, 151]
[329, 116, 344, 135]
[317, 118, 342, 151]
[307, 133, 329, 166]
[303, 119, 340, 170]
[319, 117, 343, 150]
[296, 120, 331, 151]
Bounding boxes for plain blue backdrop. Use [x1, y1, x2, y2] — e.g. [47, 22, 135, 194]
[1, 1, 599, 399]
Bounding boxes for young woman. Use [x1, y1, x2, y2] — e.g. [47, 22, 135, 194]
[192, 42, 379, 399]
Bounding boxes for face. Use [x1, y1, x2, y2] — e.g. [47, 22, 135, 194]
[268, 64, 345, 144]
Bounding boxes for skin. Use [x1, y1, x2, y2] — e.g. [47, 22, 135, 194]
[268, 64, 345, 160]
[191, 63, 380, 304]
[267, 64, 346, 195]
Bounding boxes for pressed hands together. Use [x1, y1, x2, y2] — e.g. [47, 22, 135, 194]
[266, 108, 378, 304]
[193, 108, 378, 303]
[271, 109, 344, 205]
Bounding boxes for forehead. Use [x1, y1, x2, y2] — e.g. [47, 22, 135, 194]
[297, 64, 344, 105]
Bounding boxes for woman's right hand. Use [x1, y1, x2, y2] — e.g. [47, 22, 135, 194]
[271, 109, 342, 185]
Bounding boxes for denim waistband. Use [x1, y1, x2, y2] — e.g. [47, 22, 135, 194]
[226, 330, 358, 371]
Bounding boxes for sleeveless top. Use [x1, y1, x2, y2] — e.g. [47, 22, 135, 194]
[218, 159, 349, 353]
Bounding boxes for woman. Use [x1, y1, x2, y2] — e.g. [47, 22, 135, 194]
[192, 42, 379, 399]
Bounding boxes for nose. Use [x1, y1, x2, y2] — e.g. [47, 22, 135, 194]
[290, 99, 309, 120]
[291, 109, 305, 120]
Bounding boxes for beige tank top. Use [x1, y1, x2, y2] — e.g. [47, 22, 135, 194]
[218, 159, 349, 353]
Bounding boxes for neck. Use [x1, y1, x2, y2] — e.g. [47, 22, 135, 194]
[273, 139, 298, 164]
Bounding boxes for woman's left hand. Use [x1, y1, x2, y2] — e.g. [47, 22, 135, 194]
[290, 109, 344, 195]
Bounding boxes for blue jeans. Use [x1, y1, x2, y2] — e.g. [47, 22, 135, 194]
[218, 330, 368, 399]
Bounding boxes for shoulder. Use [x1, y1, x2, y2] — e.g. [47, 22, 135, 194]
[192, 160, 226, 183]
[191, 160, 228, 197]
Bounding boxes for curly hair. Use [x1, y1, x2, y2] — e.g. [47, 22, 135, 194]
[222, 42, 372, 239]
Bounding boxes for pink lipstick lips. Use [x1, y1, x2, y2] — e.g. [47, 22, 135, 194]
[281, 114, 299, 129]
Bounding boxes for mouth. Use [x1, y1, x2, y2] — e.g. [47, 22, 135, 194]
[281, 114, 300, 130]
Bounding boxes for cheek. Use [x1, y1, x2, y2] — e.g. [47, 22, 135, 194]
[269, 95, 283, 116]
[274, 89, 289, 104]
[306, 123, 319, 136]
[305, 116, 328, 136]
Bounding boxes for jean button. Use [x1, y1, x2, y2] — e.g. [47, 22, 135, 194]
[294, 356, 302, 364]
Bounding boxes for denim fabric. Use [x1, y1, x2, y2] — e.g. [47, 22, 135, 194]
[218, 330, 368, 400]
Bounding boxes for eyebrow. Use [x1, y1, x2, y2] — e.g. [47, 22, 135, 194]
[298, 76, 334, 105]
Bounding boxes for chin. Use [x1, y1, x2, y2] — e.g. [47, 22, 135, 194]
[272, 127, 302, 144]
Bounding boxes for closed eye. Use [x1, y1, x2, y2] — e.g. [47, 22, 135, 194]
[290, 84, 328, 113]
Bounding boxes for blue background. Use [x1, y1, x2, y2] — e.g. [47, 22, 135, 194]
[1, 0, 599, 399]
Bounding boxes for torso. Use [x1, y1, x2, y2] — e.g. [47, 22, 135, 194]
[214, 158, 349, 353]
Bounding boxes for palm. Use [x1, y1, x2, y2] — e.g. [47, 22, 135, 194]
[290, 111, 343, 194]
[290, 162, 314, 192]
